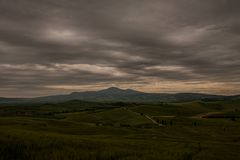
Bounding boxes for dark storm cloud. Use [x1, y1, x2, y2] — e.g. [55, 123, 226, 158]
[0, 0, 240, 96]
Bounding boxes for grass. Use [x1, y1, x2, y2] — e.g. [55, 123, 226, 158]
[0, 100, 240, 160]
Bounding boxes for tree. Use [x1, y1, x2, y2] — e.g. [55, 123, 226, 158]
[231, 117, 236, 121]
[198, 142, 202, 151]
[194, 122, 197, 126]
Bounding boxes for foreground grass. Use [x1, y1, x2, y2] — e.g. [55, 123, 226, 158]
[0, 100, 240, 160]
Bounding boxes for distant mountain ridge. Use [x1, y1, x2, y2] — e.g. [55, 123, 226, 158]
[0, 87, 239, 104]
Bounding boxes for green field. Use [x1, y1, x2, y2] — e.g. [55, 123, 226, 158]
[0, 100, 240, 160]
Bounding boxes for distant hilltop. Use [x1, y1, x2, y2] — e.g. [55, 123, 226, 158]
[0, 87, 239, 104]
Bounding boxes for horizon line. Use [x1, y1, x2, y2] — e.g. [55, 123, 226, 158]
[1, 87, 239, 99]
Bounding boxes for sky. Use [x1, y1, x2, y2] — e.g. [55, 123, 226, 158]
[0, 0, 240, 97]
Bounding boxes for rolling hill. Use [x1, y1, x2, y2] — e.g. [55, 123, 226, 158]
[0, 87, 239, 104]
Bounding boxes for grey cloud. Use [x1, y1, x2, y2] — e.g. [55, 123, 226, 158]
[0, 0, 240, 96]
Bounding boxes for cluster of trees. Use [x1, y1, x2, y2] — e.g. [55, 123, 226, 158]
[156, 119, 173, 126]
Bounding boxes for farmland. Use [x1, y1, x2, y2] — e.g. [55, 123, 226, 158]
[0, 99, 240, 160]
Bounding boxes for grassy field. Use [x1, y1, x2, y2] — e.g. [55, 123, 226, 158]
[0, 100, 240, 160]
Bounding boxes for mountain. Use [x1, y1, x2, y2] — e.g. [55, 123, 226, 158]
[0, 87, 238, 104]
[33, 87, 146, 103]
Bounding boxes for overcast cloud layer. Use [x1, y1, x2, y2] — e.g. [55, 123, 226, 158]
[0, 0, 240, 97]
